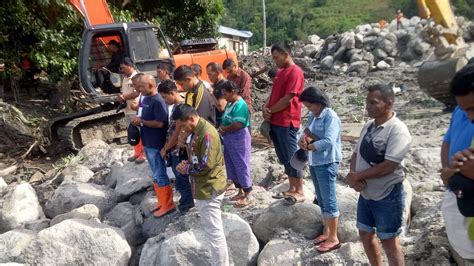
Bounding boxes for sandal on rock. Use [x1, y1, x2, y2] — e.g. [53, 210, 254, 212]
[284, 195, 305, 205]
[272, 191, 289, 199]
[230, 193, 245, 201]
[313, 235, 328, 245]
[316, 241, 341, 253]
[233, 198, 255, 209]
[224, 188, 239, 197]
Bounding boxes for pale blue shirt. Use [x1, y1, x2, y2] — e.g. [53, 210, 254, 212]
[306, 108, 342, 166]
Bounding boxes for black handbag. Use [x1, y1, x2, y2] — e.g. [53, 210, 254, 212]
[359, 124, 385, 165]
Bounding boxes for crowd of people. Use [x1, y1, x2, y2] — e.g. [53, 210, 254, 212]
[116, 42, 474, 266]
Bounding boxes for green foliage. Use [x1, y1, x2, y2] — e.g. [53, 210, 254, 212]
[0, 0, 224, 82]
[223, 0, 474, 51]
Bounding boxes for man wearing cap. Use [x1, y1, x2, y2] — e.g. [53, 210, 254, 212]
[346, 84, 411, 265]
[440, 64, 474, 265]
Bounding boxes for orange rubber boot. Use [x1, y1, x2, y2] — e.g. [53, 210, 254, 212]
[134, 140, 146, 163]
[154, 185, 176, 218]
[151, 182, 162, 212]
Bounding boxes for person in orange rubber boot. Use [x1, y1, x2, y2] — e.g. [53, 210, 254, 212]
[131, 74, 175, 218]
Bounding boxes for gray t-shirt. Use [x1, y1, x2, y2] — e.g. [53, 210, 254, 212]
[355, 113, 412, 200]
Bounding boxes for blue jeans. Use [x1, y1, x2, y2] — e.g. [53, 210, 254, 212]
[170, 153, 194, 209]
[309, 162, 340, 218]
[269, 124, 303, 178]
[357, 182, 405, 240]
[144, 147, 170, 187]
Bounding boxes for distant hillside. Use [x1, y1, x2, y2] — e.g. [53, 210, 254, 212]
[222, 0, 474, 51]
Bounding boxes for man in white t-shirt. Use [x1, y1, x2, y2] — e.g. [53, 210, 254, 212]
[118, 57, 144, 164]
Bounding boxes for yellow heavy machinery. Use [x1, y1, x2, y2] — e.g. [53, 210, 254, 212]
[416, 0, 473, 108]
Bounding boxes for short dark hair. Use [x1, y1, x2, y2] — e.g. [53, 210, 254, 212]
[108, 40, 120, 48]
[222, 59, 236, 69]
[171, 104, 198, 121]
[367, 84, 395, 103]
[173, 65, 195, 81]
[299, 86, 330, 107]
[206, 62, 223, 73]
[451, 64, 474, 96]
[190, 64, 202, 76]
[271, 43, 292, 55]
[131, 72, 144, 82]
[158, 79, 178, 94]
[221, 80, 240, 94]
[121, 57, 134, 67]
[156, 61, 174, 74]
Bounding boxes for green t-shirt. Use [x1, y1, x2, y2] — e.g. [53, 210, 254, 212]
[222, 98, 250, 128]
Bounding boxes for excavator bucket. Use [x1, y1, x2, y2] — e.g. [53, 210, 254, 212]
[68, 0, 114, 27]
[417, 56, 467, 108]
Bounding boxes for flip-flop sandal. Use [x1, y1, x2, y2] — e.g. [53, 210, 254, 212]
[313, 235, 328, 245]
[230, 194, 245, 201]
[284, 195, 305, 205]
[272, 191, 289, 199]
[233, 198, 255, 209]
[316, 242, 341, 253]
[224, 188, 238, 197]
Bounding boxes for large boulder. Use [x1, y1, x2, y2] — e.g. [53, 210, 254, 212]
[77, 139, 126, 171]
[140, 213, 259, 266]
[44, 182, 117, 218]
[50, 204, 100, 226]
[320, 55, 335, 70]
[257, 239, 303, 265]
[373, 48, 388, 61]
[253, 201, 323, 243]
[0, 177, 7, 195]
[301, 242, 369, 265]
[334, 184, 359, 242]
[23, 219, 50, 232]
[61, 164, 94, 184]
[376, 60, 391, 70]
[103, 202, 144, 247]
[356, 24, 372, 34]
[0, 182, 45, 233]
[302, 44, 320, 58]
[354, 33, 364, 48]
[0, 229, 36, 263]
[307, 34, 320, 45]
[347, 61, 370, 76]
[17, 219, 131, 265]
[341, 32, 355, 49]
[111, 161, 152, 201]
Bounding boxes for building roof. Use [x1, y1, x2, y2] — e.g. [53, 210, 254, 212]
[219, 25, 253, 39]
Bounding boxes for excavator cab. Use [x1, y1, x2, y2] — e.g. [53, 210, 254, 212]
[79, 23, 173, 102]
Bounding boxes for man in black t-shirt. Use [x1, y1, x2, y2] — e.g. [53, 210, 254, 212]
[206, 62, 227, 127]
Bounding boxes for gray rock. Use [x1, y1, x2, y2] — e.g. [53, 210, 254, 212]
[354, 33, 364, 48]
[0, 177, 7, 195]
[400, 48, 416, 61]
[78, 139, 111, 171]
[376, 60, 391, 70]
[366, 27, 381, 37]
[257, 239, 303, 265]
[409, 16, 421, 26]
[379, 39, 395, 53]
[320, 55, 334, 70]
[50, 204, 100, 226]
[385, 57, 395, 66]
[385, 32, 398, 43]
[23, 219, 50, 232]
[347, 61, 370, 76]
[253, 201, 323, 243]
[350, 53, 363, 64]
[139, 190, 158, 218]
[302, 44, 320, 58]
[363, 36, 378, 48]
[335, 184, 359, 242]
[373, 48, 388, 60]
[333, 46, 347, 61]
[44, 182, 117, 218]
[412, 40, 430, 56]
[18, 219, 131, 265]
[0, 229, 36, 263]
[402, 179, 413, 229]
[341, 32, 355, 49]
[303, 242, 369, 264]
[307, 34, 320, 44]
[104, 202, 144, 247]
[112, 161, 152, 201]
[61, 164, 94, 184]
[356, 24, 372, 34]
[142, 211, 180, 239]
[140, 213, 259, 266]
[0, 182, 45, 233]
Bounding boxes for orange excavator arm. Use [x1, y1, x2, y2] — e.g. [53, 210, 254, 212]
[68, 0, 114, 27]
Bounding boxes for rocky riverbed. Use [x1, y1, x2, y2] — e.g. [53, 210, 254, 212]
[0, 15, 469, 265]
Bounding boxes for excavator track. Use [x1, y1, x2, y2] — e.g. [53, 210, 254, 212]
[56, 109, 127, 151]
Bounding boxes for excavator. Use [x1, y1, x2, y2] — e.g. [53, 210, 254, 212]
[49, 0, 238, 151]
[416, 0, 473, 108]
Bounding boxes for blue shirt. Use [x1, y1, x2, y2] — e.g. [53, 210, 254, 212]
[306, 108, 342, 166]
[444, 106, 474, 162]
[140, 93, 169, 149]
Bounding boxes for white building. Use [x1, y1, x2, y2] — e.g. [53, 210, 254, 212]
[218, 25, 253, 56]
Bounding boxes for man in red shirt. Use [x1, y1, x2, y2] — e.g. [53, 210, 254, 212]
[263, 43, 305, 203]
[223, 59, 253, 114]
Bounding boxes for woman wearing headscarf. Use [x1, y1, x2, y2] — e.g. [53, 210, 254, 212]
[218, 81, 253, 208]
[299, 86, 342, 253]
